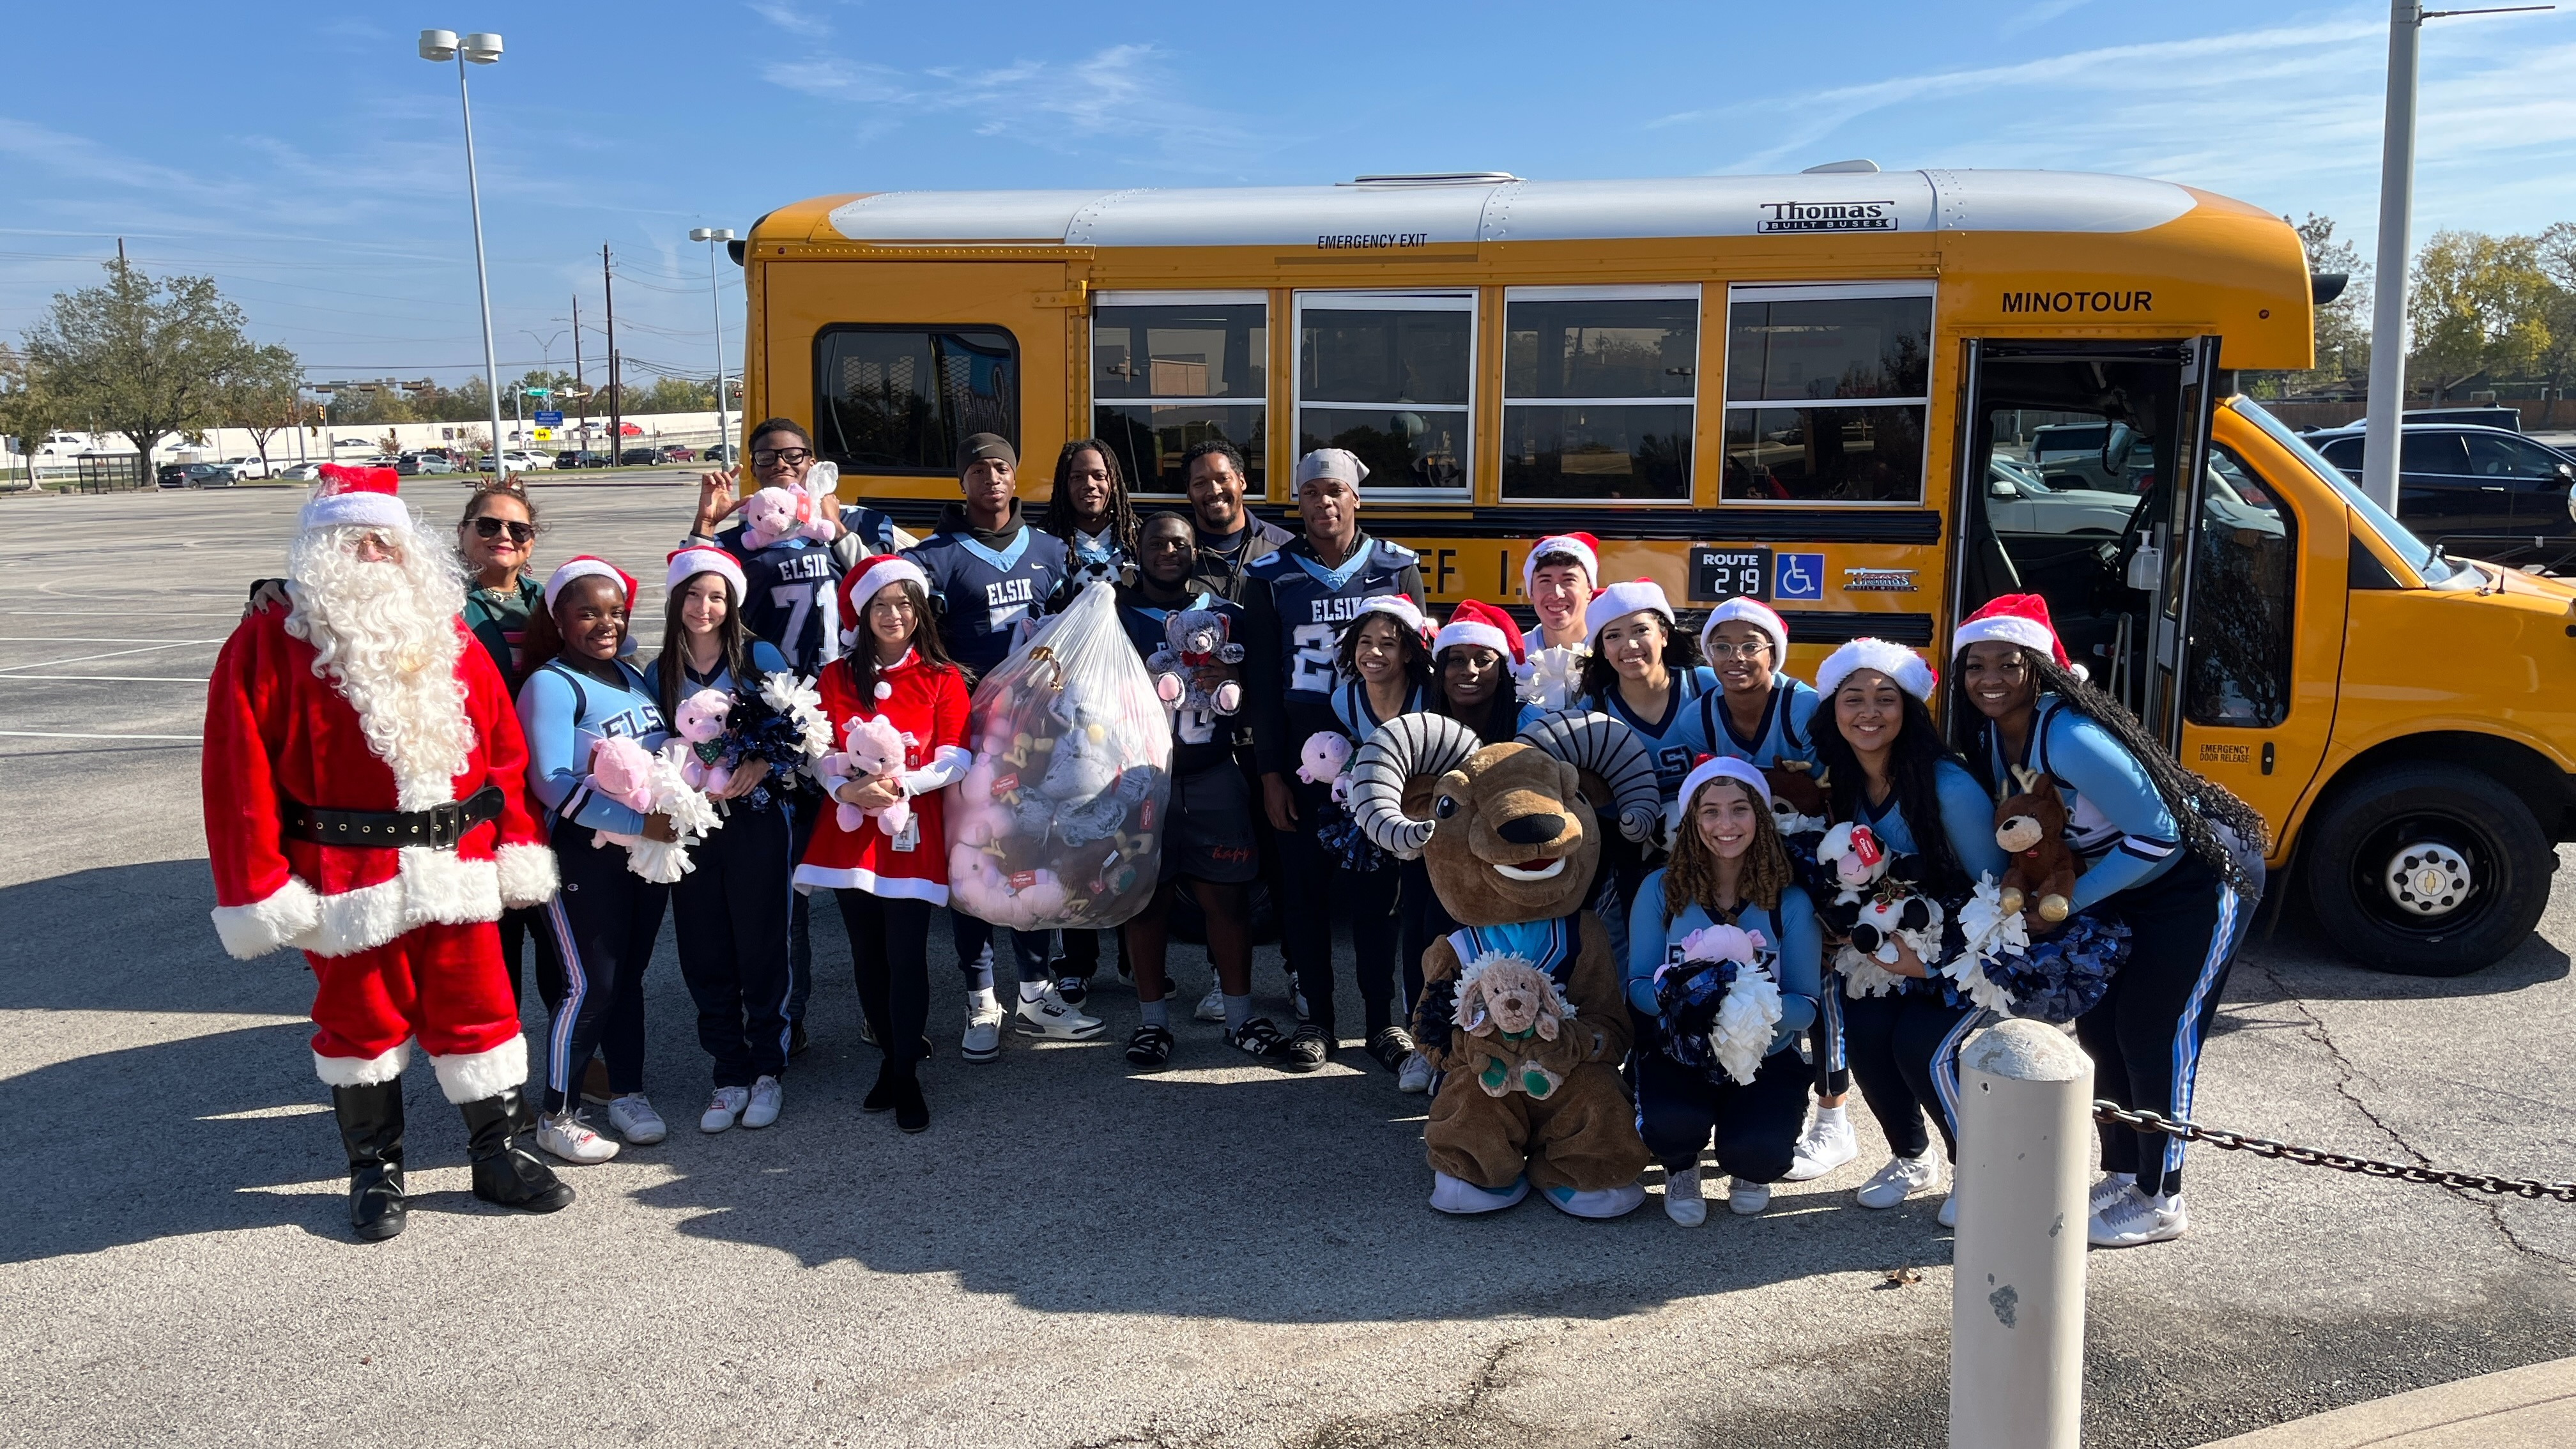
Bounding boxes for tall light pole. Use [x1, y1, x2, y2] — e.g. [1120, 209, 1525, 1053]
[419, 29, 507, 476]
[2359, 3, 2554, 514]
[521, 327, 563, 456]
[689, 227, 737, 457]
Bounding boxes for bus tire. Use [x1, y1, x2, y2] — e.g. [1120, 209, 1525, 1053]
[2301, 760, 2552, 977]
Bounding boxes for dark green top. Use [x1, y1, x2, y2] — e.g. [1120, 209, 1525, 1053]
[463, 576, 544, 691]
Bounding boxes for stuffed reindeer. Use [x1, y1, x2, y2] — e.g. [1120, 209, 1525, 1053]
[1995, 765, 2080, 924]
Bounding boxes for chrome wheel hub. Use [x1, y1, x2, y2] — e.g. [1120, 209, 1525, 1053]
[2382, 843, 2474, 918]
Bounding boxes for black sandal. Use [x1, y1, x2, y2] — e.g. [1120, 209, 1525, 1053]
[1124, 1023, 1175, 1066]
[1367, 1026, 1416, 1074]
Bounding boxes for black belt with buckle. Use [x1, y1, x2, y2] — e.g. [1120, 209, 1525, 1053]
[281, 783, 505, 849]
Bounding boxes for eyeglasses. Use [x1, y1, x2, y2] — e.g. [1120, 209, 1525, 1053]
[468, 518, 535, 542]
[1708, 641, 1773, 662]
[751, 447, 813, 468]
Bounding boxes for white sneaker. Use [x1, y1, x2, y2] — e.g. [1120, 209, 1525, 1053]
[1664, 1167, 1707, 1227]
[742, 1075, 782, 1130]
[2090, 1186, 2188, 1248]
[1855, 1153, 1942, 1209]
[1545, 1181, 1646, 1220]
[2090, 1172, 2138, 1215]
[1194, 982, 1227, 1023]
[1014, 988, 1105, 1040]
[1429, 1171, 1529, 1215]
[962, 992, 1004, 1062]
[1397, 1051, 1434, 1094]
[1938, 1193, 1958, 1229]
[698, 1086, 749, 1134]
[538, 1109, 620, 1163]
[607, 1092, 667, 1144]
[1728, 1179, 1772, 1216]
[1783, 1108, 1858, 1182]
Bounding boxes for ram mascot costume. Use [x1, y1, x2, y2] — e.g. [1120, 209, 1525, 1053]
[1349, 710, 1664, 1218]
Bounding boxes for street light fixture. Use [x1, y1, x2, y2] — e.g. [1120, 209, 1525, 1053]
[689, 227, 737, 458]
[418, 29, 507, 474]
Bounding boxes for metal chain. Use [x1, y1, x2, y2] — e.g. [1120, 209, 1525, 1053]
[2092, 1101, 2576, 1203]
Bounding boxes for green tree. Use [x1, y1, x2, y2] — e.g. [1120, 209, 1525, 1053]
[2531, 222, 2576, 426]
[0, 342, 61, 481]
[2299, 213, 2370, 387]
[211, 343, 307, 473]
[326, 386, 417, 425]
[17, 257, 257, 479]
[2409, 229, 2552, 399]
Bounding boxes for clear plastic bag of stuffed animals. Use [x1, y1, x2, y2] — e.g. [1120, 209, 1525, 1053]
[944, 582, 1174, 931]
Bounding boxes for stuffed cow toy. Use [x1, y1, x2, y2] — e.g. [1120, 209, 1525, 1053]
[1346, 710, 1664, 1219]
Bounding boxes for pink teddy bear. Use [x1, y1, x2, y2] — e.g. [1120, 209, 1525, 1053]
[829, 714, 912, 837]
[586, 735, 659, 813]
[668, 688, 733, 795]
[1298, 730, 1356, 803]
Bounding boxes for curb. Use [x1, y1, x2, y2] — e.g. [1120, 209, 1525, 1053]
[2198, 1356, 2576, 1446]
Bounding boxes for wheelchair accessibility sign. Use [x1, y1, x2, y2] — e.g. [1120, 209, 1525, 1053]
[1774, 552, 1825, 602]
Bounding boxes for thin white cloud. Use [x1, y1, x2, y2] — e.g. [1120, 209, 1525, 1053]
[2000, 0, 2090, 38]
[746, 1, 834, 38]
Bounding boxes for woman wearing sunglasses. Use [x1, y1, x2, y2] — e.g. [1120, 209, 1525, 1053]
[457, 481, 552, 1013]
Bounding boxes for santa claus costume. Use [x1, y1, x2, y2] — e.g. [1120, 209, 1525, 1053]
[201, 465, 572, 1241]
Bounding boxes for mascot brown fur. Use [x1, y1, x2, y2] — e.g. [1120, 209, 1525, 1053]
[1348, 711, 1664, 1216]
[1995, 764, 2080, 924]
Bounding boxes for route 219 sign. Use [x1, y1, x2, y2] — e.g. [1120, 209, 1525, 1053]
[1689, 546, 1773, 602]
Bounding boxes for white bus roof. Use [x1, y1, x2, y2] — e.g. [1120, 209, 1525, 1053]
[822, 170, 2200, 248]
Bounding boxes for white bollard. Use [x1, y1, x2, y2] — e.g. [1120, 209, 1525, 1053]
[1951, 1018, 2096, 1449]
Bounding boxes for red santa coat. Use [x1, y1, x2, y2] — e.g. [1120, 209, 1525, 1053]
[201, 608, 558, 960]
[795, 648, 969, 903]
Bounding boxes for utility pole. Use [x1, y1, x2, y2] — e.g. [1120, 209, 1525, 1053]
[572, 292, 587, 455]
[603, 244, 620, 466]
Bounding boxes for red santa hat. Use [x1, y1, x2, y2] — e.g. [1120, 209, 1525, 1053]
[1952, 592, 2076, 673]
[838, 554, 930, 623]
[1434, 599, 1526, 667]
[1521, 532, 1600, 597]
[299, 464, 410, 533]
[1346, 592, 1432, 644]
[1699, 597, 1791, 661]
[1586, 578, 1675, 645]
[665, 546, 746, 602]
[1678, 753, 1772, 812]
[1814, 637, 1937, 702]
[544, 556, 637, 613]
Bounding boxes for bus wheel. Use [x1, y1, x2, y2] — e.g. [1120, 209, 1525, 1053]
[2302, 760, 2553, 977]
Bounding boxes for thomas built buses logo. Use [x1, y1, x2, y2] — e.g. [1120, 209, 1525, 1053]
[1758, 201, 1898, 233]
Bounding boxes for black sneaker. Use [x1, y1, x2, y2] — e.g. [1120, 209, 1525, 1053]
[1057, 974, 1090, 1007]
[1367, 1025, 1416, 1074]
[1225, 1017, 1290, 1059]
[1124, 1023, 1174, 1066]
[788, 1021, 810, 1059]
[1281, 1023, 1331, 1073]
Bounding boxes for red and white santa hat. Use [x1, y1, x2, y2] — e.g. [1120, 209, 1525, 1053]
[1521, 532, 1600, 598]
[1952, 592, 2077, 674]
[299, 464, 410, 533]
[1814, 637, 1937, 702]
[1678, 753, 1773, 812]
[544, 555, 638, 613]
[838, 554, 930, 622]
[1434, 599, 1526, 667]
[1699, 597, 1791, 661]
[1586, 577, 1675, 646]
[666, 546, 746, 601]
[1345, 592, 1432, 644]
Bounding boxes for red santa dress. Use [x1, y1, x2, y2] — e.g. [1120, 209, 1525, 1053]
[794, 647, 970, 903]
[201, 606, 560, 1103]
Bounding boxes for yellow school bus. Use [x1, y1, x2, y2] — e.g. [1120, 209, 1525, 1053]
[737, 168, 2576, 976]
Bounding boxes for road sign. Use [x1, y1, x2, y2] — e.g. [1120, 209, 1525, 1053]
[534, 410, 563, 425]
[532, 427, 556, 441]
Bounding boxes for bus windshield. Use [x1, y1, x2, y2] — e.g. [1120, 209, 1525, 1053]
[2229, 397, 2451, 584]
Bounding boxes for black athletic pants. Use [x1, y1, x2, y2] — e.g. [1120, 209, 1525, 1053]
[842, 890, 935, 1066]
[784, 788, 822, 1024]
[1635, 1045, 1813, 1180]
[949, 910, 1055, 987]
[1271, 770, 1399, 1038]
[671, 800, 796, 1088]
[535, 818, 669, 1116]
[1058, 928, 1124, 981]
[2078, 853, 2242, 1199]
[1844, 988, 1981, 1162]
[498, 903, 562, 1014]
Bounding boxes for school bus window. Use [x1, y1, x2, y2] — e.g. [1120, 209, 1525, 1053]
[1499, 287, 1697, 502]
[1295, 291, 1473, 494]
[814, 325, 1017, 475]
[1092, 293, 1267, 498]
[1721, 286, 1931, 503]
[2186, 444, 2296, 730]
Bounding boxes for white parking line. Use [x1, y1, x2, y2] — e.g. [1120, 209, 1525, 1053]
[3, 674, 209, 682]
[0, 643, 215, 673]
[0, 730, 200, 741]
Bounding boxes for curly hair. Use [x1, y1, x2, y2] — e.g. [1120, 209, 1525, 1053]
[1950, 643, 2268, 892]
[1813, 687, 1974, 900]
[1578, 613, 1705, 705]
[1334, 611, 1433, 695]
[1664, 776, 1791, 917]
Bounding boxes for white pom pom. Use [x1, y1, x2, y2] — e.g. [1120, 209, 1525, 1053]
[874, 681, 893, 700]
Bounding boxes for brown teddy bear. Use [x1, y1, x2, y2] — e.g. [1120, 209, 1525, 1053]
[1995, 765, 2080, 924]
[1346, 710, 1664, 1219]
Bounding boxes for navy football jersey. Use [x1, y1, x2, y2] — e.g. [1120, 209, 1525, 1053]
[716, 531, 843, 677]
[907, 508, 1071, 677]
[1117, 585, 1246, 774]
[1244, 535, 1423, 700]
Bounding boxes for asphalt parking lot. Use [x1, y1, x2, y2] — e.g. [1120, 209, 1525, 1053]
[3, 479, 2573, 1449]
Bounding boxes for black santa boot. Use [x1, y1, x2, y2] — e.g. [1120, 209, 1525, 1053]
[330, 1080, 408, 1241]
[460, 1086, 576, 1213]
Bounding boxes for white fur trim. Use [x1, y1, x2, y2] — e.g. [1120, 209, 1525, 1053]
[666, 547, 746, 601]
[846, 556, 928, 615]
[1586, 581, 1674, 642]
[1700, 597, 1790, 661]
[1521, 535, 1599, 595]
[544, 557, 628, 611]
[1815, 638, 1936, 702]
[495, 843, 560, 907]
[1349, 594, 1430, 640]
[210, 877, 324, 960]
[314, 1041, 410, 1087]
[1679, 756, 1772, 813]
[1952, 615, 2056, 658]
[429, 1036, 528, 1105]
[298, 851, 505, 958]
[300, 493, 411, 533]
[1433, 619, 1513, 661]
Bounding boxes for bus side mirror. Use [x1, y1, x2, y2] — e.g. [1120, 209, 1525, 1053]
[2101, 422, 2137, 479]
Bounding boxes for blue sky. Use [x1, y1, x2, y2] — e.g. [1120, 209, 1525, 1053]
[3, 0, 2570, 387]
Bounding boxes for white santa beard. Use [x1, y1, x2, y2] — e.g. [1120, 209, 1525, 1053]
[285, 525, 473, 811]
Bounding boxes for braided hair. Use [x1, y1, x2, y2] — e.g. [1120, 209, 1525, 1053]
[1813, 687, 1974, 901]
[1040, 438, 1139, 561]
[1665, 776, 1792, 918]
[1951, 644, 2268, 893]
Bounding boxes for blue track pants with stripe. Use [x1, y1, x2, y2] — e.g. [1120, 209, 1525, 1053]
[2078, 852, 2242, 1198]
[536, 817, 670, 1116]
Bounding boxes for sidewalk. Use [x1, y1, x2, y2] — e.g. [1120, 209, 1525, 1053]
[2201, 1356, 2576, 1446]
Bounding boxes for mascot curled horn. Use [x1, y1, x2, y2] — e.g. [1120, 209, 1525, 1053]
[1349, 710, 1664, 1218]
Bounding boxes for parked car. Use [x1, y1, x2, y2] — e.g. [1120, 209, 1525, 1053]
[2025, 421, 2158, 493]
[555, 449, 610, 469]
[618, 447, 663, 466]
[700, 442, 737, 466]
[221, 455, 270, 479]
[2306, 422, 2576, 569]
[394, 452, 457, 477]
[169, 463, 236, 488]
[157, 463, 190, 488]
[277, 462, 323, 481]
[498, 450, 553, 471]
[661, 444, 696, 463]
